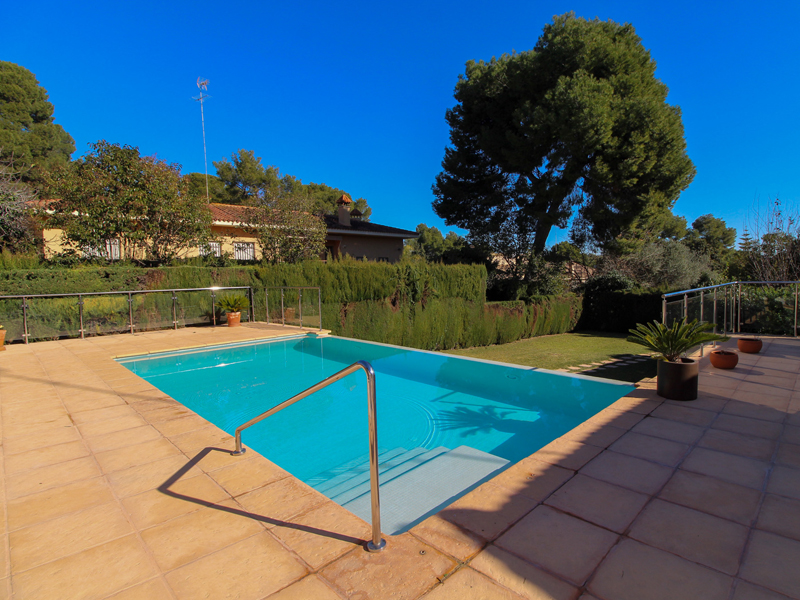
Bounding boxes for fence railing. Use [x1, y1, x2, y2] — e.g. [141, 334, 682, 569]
[0, 286, 254, 344]
[265, 287, 322, 331]
[662, 281, 799, 338]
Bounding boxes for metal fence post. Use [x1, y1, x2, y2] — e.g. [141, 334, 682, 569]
[172, 292, 178, 330]
[128, 292, 134, 334]
[795, 283, 798, 338]
[299, 289, 303, 329]
[318, 287, 322, 331]
[211, 290, 217, 326]
[281, 289, 285, 326]
[737, 282, 742, 333]
[22, 297, 29, 344]
[713, 288, 718, 345]
[78, 294, 85, 339]
[723, 287, 728, 333]
[683, 293, 688, 321]
[266, 289, 270, 324]
[662, 296, 667, 325]
[248, 287, 254, 323]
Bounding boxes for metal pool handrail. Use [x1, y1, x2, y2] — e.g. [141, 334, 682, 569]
[230, 360, 385, 552]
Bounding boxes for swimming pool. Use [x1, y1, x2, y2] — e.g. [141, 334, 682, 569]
[118, 335, 633, 533]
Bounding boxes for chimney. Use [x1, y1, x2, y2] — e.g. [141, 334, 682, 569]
[336, 194, 352, 226]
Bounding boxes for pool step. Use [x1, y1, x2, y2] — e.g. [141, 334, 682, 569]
[308, 448, 408, 491]
[326, 447, 450, 505]
[341, 445, 509, 535]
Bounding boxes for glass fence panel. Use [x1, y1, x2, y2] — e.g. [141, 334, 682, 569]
[686, 296, 702, 323]
[740, 285, 795, 335]
[300, 289, 321, 329]
[82, 294, 132, 336]
[0, 299, 25, 343]
[133, 293, 176, 332]
[25, 297, 81, 341]
[665, 300, 684, 325]
[280, 289, 301, 327]
[176, 290, 214, 327]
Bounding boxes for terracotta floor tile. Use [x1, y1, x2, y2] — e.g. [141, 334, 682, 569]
[629, 498, 748, 575]
[659, 469, 762, 525]
[270, 501, 371, 570]
[105, 578, 175, 600]
[609, 431, 690, 467]
[78, 413, 149, 437]
[490, 457, 573, 502]
[3, 440, 89, 475]
[631, 417, 706, 445]
[3, 414, 73, 438]
[106, 454, 201, 498]
[6, 455, 101, 500]
[495, 505, 618, 585]
[651, 403, 718, 427]
[122, 473, 230, 529]
[586, 407, 645, 430]
[681, 447, 770, 490]
[776, 442, 800, 469]
[712, 415, 784, 441]
[736, 382, 793, 400]
[6, 477, 116, 531]
[2, 423, 82, 454]
[783, 425, 800, 445]
[409, 515, 486, 562]
[265, 575, 343, 600]
[588, 538, 732, 600]
[561, 422, 628, 448]
[166, 532, 307, 600]
[438, 482, 538, 541]
[11, 535, 157, 600]
[421, 567, 526, 600]
[152, 414, 211, 438]
[170, 424, 233, 456]
[470, 546, 579, 600]
[94, 437, 182, 474]
[756, 494, 800, 543]
[699, 429, 777, 461]
[83, 424, 162, 453]
[70, 404, 140, 425]
[609, 395, 661, 415]
[544, 474, 649, 533]
[528, 438, 603, 471]
[141, 499, 265, 571]
[732, 580, 796, 600]
[320, 533, 456, 600]
[579, 450, 673, 495]
[740, 531, 800, 598]
[235, 477, 329, 527]
[61, 393, 126, 414]
[766, 465, 800, 500]
[9, 502, 133, 572]
[723, 400, 789, 423]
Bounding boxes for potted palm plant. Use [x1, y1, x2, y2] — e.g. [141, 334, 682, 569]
[0, 325, 5, 351]
[217, 295, 250, 327]
[628, 320, 724, 401]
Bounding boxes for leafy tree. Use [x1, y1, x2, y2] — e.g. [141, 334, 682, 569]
[206, 149, 372, 218]
[404, 223, 493, 266]
[682, 214, 736, 272]
[734, 199, 799, 281]
[246, 192, 326, 264]
[46, 141, 211, 262]
[600, 240, 713, 290]
[187, 172, 226, 202]
[0, 158, 37, 251]
[0, 62, 75, 184]
[433, 13, 695, 262]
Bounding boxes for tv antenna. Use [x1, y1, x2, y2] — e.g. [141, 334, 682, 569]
[193, 78, 211, 201]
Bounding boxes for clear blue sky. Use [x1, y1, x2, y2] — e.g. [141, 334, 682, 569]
[4, 0, 799, 245]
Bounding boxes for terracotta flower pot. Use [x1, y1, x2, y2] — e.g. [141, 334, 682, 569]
[709, 349, 738, 369]
[657, 358, 698, 401]
[226, 312, 241, 327]
[737, 338, 762, 354]
[0, 329, 5, 351]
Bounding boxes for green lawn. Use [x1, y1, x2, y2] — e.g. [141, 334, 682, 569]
[445, 331, 657, 383]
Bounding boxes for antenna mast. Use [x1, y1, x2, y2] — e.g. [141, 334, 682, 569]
[194, 78, 211, 201]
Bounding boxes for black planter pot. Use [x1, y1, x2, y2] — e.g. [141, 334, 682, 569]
[657, 358, 699, 401]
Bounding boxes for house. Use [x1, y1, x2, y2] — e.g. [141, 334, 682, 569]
[35, 195, 418, 263]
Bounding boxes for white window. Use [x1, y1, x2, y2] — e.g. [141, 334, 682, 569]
[200, 241, 222, 257]
[82, 239, 120, 260]
[233, 242, 255, 261]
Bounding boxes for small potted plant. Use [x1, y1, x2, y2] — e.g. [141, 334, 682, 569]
[628, 320, 724, 401]
[217, 294, 250, 327]
[0, 324, 5, 351]
[709, 348, 738, 369]
[737, 336, 762, 354]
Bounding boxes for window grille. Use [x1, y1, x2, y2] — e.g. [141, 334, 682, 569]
[82, 239, 121, 260]
[233, 242, 255, 261]
[200, 241, 222, 257]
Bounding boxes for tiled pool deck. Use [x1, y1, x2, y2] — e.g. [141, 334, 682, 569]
[0, 327, 798, 600]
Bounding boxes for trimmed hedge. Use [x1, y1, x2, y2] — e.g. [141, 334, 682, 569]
[578, 289, 662, 332]
[325, 295, 582, 351]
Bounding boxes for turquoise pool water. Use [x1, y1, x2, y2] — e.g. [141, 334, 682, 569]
[118, 335, 633, 531]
